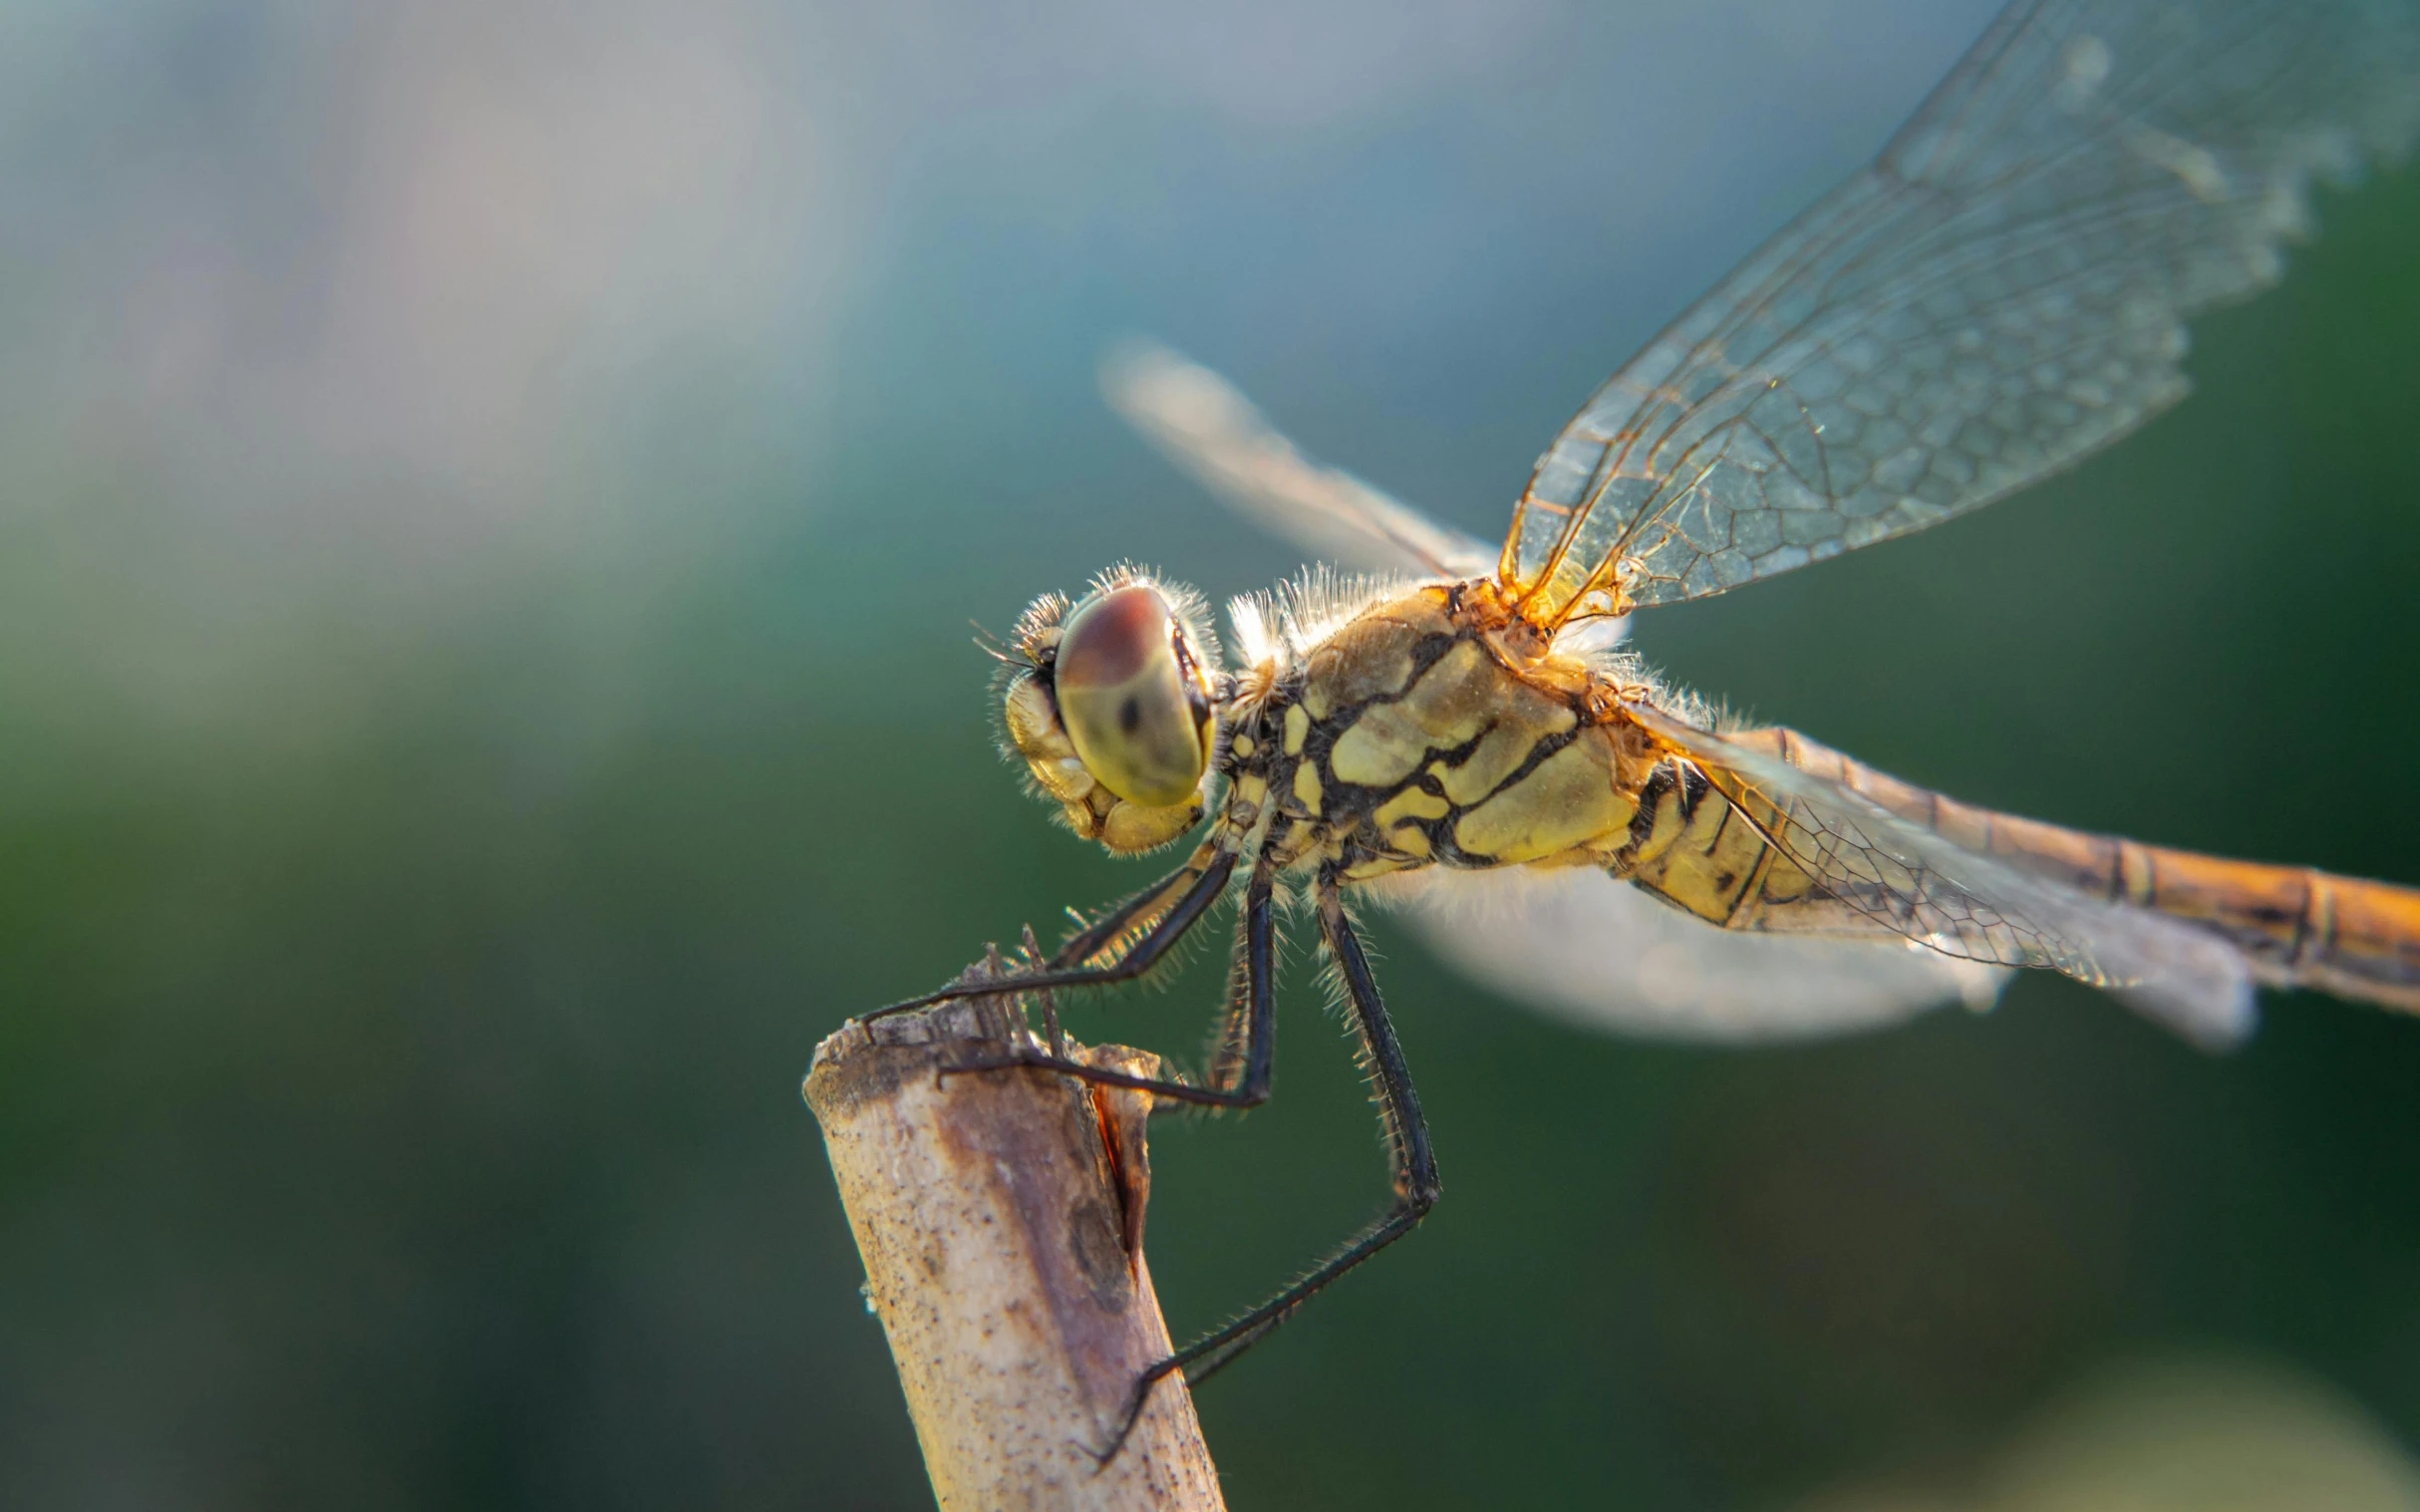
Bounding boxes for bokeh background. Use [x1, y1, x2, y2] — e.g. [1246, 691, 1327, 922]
[5, 1, 2420, 1507]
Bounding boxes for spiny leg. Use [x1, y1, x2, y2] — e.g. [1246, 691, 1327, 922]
[1096, 866, 1440, 1463]
[858, 846, 1238, 1023]
[1204, 862, 1278, 1098]
[1018, 923, 1067, 1059]
[1049, 860, 1214, 970]
[937, 860, 1279, 1111]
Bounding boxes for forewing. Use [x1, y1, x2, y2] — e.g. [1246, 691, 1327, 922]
[1391, 865, 2010, 1044]
[1629, 703, 2255, 1046]
[1104, 341, 1498, 580]
[1505, 0, 2420, 621]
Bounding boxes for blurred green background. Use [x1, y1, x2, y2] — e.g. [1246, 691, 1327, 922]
[5, 2, 2420, 1508]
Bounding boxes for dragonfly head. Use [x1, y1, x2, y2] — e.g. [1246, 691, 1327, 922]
[997, 570, 1220, 854]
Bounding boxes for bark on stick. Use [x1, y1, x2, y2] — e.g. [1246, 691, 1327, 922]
[805, 970, 1225, 1511]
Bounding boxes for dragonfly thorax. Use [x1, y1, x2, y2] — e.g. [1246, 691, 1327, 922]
[1225, 582, 1662, 882]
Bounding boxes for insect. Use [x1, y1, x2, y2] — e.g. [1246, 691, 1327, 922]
[868, 0, 2420, 1446]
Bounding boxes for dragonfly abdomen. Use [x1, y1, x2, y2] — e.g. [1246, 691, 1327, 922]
[1724, 726, 2420, 1015]
[2096, 849, 2420, 1014]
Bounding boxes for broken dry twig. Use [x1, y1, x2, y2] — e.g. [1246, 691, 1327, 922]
[804, 964, 1224, 1510]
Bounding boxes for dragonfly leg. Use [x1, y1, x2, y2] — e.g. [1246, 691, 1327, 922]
[1092, 868, 1439, 1465]
[1017, 924, 1067, 1059]
[1048, 859, 1210, 969]
[1203, 871, 1276, 1098]
[934, 862, 1278, 1113]
[857, 848, 1239, 1023]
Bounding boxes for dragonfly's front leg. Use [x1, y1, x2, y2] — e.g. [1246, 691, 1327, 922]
[934, 857, 1279, 1112]
[857, 845, 1239, 1023]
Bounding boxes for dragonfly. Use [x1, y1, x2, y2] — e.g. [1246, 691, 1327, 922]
[868, 0, 2420, 1449]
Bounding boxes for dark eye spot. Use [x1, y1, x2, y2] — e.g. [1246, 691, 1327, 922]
[1119, 696, 1142, 735]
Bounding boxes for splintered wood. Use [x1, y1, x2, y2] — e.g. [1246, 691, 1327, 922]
[805, 980, 1224, 1511]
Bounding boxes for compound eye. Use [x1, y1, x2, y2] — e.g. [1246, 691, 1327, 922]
[1055, 584, 1210, 807]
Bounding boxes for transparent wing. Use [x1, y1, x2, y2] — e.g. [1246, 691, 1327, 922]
[1103, 341, 1498, 580]
[1386, 864, 2010, 1045]
[1506, 0, 2420, 622]
[1628, 702, 2256, 1046]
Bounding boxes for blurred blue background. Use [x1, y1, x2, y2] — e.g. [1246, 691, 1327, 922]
[6, 1, 2420, 1507]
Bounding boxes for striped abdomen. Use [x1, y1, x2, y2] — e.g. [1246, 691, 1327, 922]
[1626, 726, 2420, 1015]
